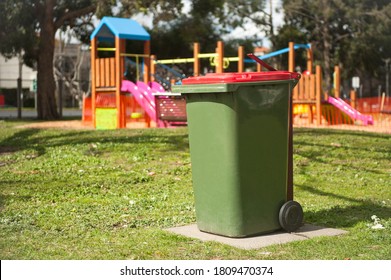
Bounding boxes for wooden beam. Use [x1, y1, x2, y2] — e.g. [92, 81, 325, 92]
[334, 65, 340, 98]
[90, 37, 97, 128]
[104, 58, 110, 87]
[289, 42, 299, 100]
[288, 42, 295, 72]
[316, 65, 322, 125]
[238, 46, 244, 73]
[143, 40, 151, 83]
[216, 41, 224, 73]
[307, 48, 313, 74]
[350, 90, 357, 109]
[193, 42, 200, 76]
[150, 55, 156, 82]
[115, 36, 124, 128]
[257, 63, 262, 72]
[109, 57, 115, 87]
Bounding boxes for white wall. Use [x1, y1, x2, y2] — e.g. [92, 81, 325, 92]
[0, 55, 37, 89]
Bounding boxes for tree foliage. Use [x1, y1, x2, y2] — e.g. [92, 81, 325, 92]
[216, 0, 272, 36]
[277, 0, 391, 94]
[0, 0, 182, 119]
[0, 0, 109, 119]
[0, 0, 274, 119]
[142, 0, 270, 70]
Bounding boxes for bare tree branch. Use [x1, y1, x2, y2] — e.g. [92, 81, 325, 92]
[54, 5, 96, 30]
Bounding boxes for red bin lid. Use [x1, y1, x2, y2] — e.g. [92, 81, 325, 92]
[181, 71, 301, 85]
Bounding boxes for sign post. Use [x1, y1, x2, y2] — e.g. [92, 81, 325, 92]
[352, 76, 360, 90]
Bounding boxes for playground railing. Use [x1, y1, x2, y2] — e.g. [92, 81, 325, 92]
[293, 74, 316, 101]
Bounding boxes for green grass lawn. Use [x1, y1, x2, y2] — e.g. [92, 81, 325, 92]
[0, 120, 390, 259]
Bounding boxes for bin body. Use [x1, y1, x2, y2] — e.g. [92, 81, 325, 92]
[172, 72, 299, 237]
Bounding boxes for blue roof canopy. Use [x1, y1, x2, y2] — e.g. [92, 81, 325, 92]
[91, 17, 151, 41]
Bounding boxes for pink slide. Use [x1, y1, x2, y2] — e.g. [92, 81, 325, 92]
[327, 96, 374, 125]
[136, 81, 156, 108]
[121, 80, 157, 123]
[121, 80, 167, 127]
[150, 81, 165, 93]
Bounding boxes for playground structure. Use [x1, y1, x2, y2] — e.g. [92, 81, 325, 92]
[84, 17, 189, 129]
[83, 17, 390, 131]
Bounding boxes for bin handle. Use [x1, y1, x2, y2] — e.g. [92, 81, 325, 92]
[247, 53, 277, 71]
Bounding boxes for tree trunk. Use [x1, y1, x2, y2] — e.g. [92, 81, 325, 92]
[322, 42, 332, 94]
[321, 23, 332, 94]
[36, 0, 59, 120]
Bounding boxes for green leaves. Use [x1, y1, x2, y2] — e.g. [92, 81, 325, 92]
[277, 0, 391, 89]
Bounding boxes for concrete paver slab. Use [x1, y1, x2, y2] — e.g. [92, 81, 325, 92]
[166, 224, 348, 250]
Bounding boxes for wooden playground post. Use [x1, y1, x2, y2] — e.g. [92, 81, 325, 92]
[90, 37, 97, 128]
[307, 48, 313, 73]
[288, 42, 295, 72]
[380, 92, 386, 112]
[143, 44, 152, 128]
[115, 36, 125, 128]
[238, 46, 244, 73]
[193, 42, 200, 76]
[216, 41, 224, 73]
[143, 40, 151, 83]
[120, 95, 126, 128]
[350, 90, 357, 109]
[316, 65, 322, 125]
[150, 55, 156, 82]
[289, 42, 299, 100]
[334, 65, 340, 98]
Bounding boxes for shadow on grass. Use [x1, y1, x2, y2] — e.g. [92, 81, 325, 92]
[0, 194, 5, 211]
[294, 127, 391, 139]
[0, 178, 34, 211]
[0, 129, 47, 156]
[293, 128, 390, 166]
[2, 124, 388, 160]
[298, 184, 391, 228]
[294, 127, 391, 148]
[0, 127, 189, 159]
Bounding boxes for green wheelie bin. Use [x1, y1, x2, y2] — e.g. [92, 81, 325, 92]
[172, 56, 303, 237]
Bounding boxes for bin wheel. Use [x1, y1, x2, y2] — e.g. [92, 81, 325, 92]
[279, 200, 303, 232]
